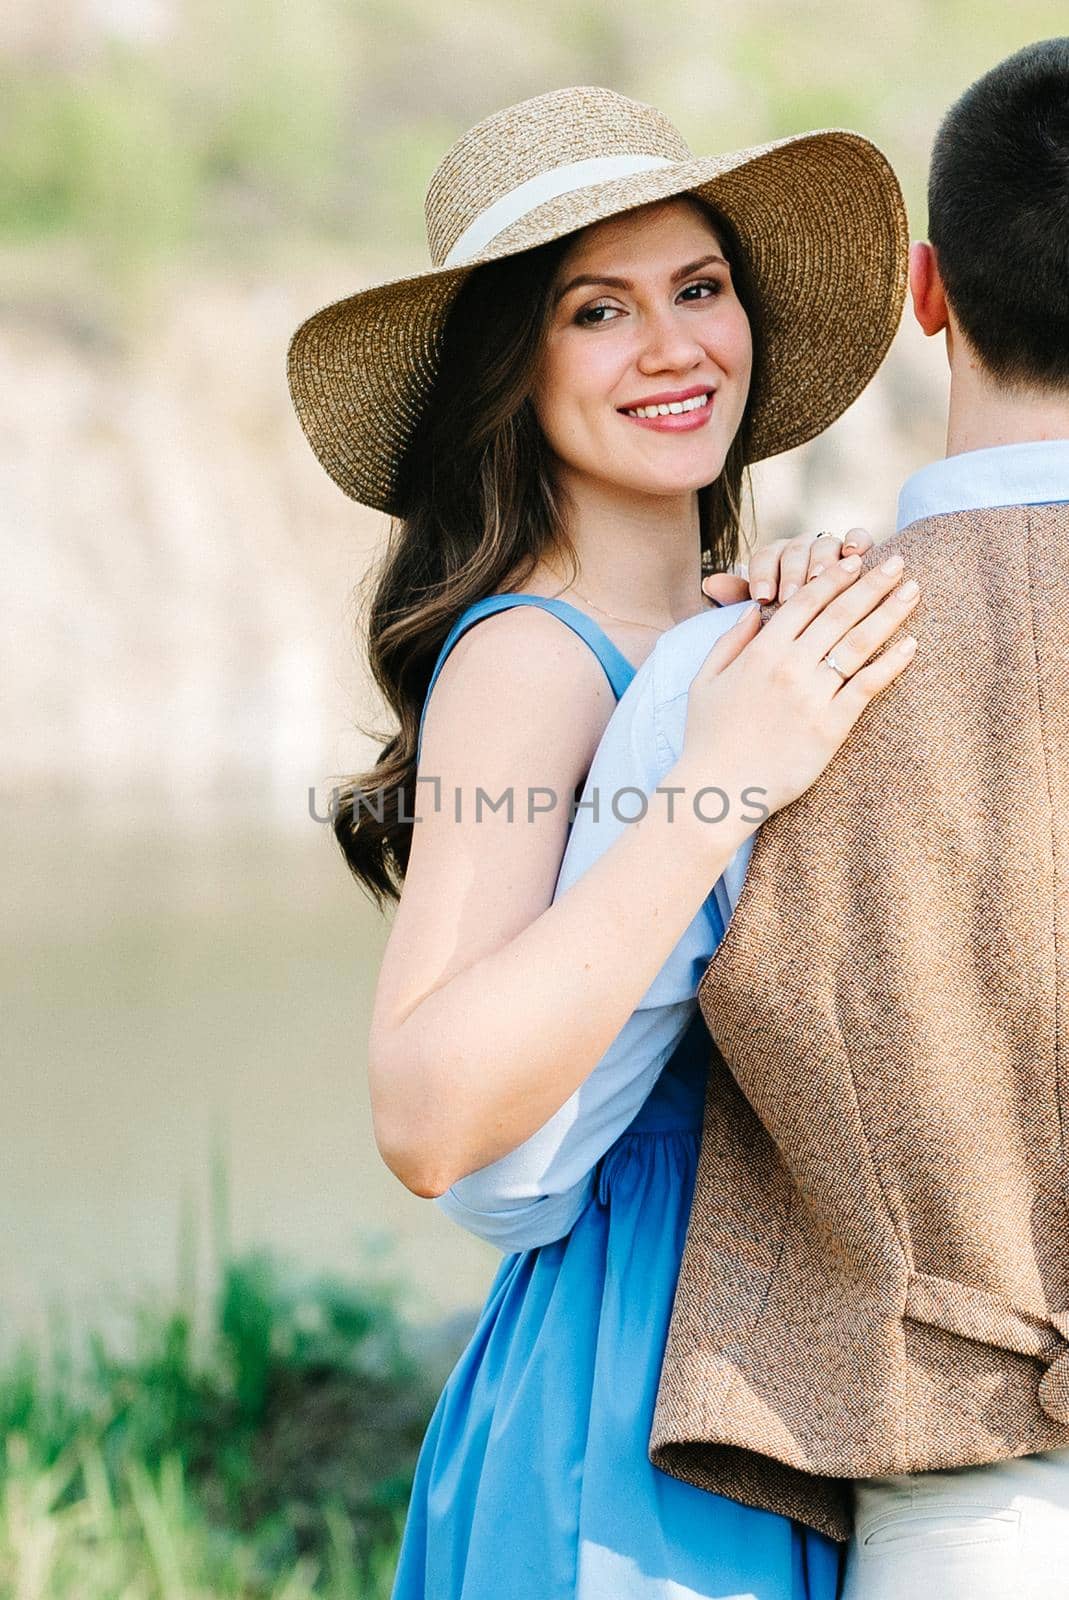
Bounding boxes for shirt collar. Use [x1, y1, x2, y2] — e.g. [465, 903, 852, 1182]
[896, 439, 1069, 532]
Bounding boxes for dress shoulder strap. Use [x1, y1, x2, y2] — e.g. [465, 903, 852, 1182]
[416, 593, 636, 765]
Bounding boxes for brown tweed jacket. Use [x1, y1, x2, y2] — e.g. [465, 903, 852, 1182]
[648, 502, 1069, 1543]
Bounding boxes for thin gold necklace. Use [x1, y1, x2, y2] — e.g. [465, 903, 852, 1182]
[556, 579, 715, 632]
[563, 586, 669, 631]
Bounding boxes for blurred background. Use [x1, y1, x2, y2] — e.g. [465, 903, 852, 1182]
[3, 2, 1064, 1593]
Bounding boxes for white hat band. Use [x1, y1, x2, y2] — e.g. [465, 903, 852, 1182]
[441, 152, 675, 267]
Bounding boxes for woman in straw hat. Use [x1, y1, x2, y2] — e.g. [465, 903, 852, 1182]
[287, 85, 917, 1598]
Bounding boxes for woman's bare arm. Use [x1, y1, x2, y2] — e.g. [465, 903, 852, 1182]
[367, 605, 750, 1198]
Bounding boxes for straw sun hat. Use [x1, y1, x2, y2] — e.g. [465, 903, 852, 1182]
[286, 85, 909, 515]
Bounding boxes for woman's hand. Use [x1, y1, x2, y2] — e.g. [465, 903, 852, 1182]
[679, 550, 920, 827]
[701, 528, 874, 607]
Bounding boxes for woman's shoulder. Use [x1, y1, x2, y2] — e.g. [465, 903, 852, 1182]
[419, 599, 616, 783]
[441, 593, 616, 683]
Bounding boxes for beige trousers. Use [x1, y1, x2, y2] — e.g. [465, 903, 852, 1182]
[840, 1449, 1069, 1600]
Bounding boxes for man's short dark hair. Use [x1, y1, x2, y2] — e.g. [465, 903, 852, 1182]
[928, 37, 1069, 390]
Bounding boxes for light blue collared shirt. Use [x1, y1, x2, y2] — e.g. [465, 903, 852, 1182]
[896, 438, 1069, 529]
[436, 437, 1069, 1253]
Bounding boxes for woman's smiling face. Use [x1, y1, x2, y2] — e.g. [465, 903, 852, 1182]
[531, 196, 753, 499]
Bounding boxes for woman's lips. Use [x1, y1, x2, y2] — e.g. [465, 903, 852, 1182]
[617, 394, 715, 432]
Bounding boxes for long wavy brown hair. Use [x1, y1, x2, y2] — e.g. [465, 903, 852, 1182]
[327, 195, 763, 909]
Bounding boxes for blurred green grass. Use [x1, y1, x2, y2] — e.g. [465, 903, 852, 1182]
[0, 1145, 474, 1598]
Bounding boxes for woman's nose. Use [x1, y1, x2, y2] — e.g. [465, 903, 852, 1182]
[635, 309, 706, 373]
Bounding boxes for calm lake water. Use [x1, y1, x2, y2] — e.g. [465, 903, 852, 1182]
[3, 797, 500, 1360]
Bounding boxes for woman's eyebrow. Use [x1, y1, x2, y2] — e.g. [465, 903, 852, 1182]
[554, 253, 729, 306]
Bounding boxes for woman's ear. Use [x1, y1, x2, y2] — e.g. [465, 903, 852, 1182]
[909, 241, 949, 338]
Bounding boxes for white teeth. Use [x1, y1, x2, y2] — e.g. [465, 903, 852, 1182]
[625, 392, 711, 419]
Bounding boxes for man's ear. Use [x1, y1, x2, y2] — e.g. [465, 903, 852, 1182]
[908, 241, 949, 338]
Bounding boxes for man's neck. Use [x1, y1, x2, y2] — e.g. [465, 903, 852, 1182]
[945, 360, 1069, 458]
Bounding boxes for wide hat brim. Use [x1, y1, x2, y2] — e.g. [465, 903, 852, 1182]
[286, 129, 909, 514]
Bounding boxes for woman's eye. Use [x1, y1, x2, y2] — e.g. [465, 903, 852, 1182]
[682, 278, 723, 300]
[574, 302, 622, 327]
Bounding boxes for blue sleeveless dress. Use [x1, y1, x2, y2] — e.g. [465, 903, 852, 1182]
[391, 594, 843, 1600]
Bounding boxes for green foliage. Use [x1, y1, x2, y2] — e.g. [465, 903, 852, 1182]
[2, 0, 1065, 289]
[0, 55, 198, 263]
[0, 1189, 473, 1597]
[0, 1430, 354, 1598]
